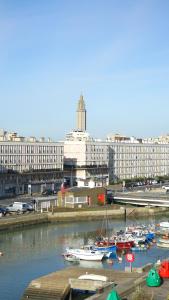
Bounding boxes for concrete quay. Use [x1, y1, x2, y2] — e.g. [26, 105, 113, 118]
[0, 212, 49, 231]
[21, 265, 169, 300]
[21, 266, 141, 300]
[0, 206, 169, 231]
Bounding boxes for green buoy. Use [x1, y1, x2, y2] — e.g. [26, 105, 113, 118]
[106, 290, 121, 300]
[146, 268, 161, 287]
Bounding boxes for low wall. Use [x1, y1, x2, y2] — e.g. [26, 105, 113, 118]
[0, 206, 168, 231]
[0, 213, 49, 231]
[86, 274, 148, 300]
[48, 209, 124, 222]
[125, 206, 169, 217]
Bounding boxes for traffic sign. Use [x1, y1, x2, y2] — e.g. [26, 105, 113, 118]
[125, 253, 135, 263]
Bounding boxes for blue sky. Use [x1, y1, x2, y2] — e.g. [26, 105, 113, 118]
[0, 0, 169, 140]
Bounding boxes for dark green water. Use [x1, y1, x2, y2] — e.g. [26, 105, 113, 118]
[0, 215, 169, 300]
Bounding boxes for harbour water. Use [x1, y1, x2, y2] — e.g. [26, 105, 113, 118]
[1, 215, 169, 300]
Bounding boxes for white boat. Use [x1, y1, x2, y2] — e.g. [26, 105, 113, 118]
[93, 244, 116, 255]
[159, 221, 169, 228]
[158, 238, 169, 244]
[157, 242, 169, 248]
[82, 245, 113, 258]
[63, 253, 80, 263]
[66, 247, 104, 261]
[78, 274, 108, 282]
[126, 233, 146, 245]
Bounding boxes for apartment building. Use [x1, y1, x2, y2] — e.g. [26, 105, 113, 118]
[64, 139, 169, 184]
[108, 142, 169, 181]
[0, 128, 64, 173]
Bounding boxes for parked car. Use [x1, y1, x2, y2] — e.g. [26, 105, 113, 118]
[26, 203, 34, 211]
[162, 186, 169, 190]
[41, 189, 54, 196]
[151, 180, 158, 185]
[0, 206, 7, 216]
[6, 202, 28, 214]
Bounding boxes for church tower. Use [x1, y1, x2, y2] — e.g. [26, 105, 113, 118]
[76, 95, 86, 131]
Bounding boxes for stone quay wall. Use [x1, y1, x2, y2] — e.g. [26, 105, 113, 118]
[0, 206, 169, 231]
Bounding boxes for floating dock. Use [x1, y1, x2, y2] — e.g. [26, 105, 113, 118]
[21, 265, 169, 300]
[21, 266, 141, 300]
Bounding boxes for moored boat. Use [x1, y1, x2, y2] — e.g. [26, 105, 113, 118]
[93, 244, 116, 254]
[159, 221, 169, 228]
[157, 242, 169, 248]
[95, 239, 134, 250]
[65, 247, 104, 261]
[158, 238, 169, 244]
[82, 244, 115, 258]
[116, 241, 134, 250]
[63, 253, 80, 263]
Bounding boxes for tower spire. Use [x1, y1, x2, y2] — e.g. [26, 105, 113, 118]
[76, 94, 86, 131]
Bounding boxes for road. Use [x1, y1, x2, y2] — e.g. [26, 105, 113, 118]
[0, 195, 33, 206]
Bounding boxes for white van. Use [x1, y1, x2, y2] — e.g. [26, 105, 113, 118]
[6, 202, 28, 213]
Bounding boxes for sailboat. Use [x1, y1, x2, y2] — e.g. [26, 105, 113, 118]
[94, 206, 134, 251]
[94, 206, 117, 253]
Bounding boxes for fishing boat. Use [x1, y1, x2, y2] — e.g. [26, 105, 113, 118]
[94, 206, 118, 251]
[158, 238, 169, 244]
[125, 224, 155, 235]
[116, 241, 134, 250]
[159, 221, 169, 228]
[65, 247, 104, 261]
[82, 244, 115, 258]
[95, 239, 134, 250]
[130, 236, 147, 246]
[93, 244, 116, 252]
[157, 242, 169, 248]
[94, 209, 139, 251]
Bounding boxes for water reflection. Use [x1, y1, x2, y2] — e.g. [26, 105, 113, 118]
[0, 215, 169, 300]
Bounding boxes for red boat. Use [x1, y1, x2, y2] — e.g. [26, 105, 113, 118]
[95, 210, 134, 251]
[115, 241, 134, 250]
[95, 240, 134, 250]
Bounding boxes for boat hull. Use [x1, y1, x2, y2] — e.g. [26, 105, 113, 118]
[66, 248, 104, 261]
[95, 240, 134, 250]
[157, 243, 169, 248]
[159, 222, 169, 228]
[94, 245, 116, 252]
[159, 238, 169, 244]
